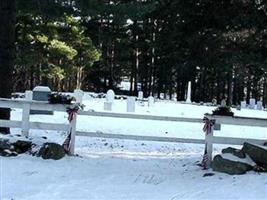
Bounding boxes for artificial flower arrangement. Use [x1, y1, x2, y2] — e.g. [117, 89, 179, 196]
[48, 93, 76, 104]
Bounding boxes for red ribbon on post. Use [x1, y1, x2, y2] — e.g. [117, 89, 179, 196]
[67, 107, 79, 122]
[202, 117, 215, 135]
[63, 104, 83, 154]
[201, 116, 216, 170]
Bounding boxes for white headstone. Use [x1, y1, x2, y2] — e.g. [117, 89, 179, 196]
[241, 101, 246, 108]
[148, 96, 154, 107]
[249, 98, 256, 109]
[74, 89, 83, 103]
[127, 97, 135, 112]
[257, 101, 263, 110]
[106, 89, 115, 103]
[104, 102, 112, 111]
[212, 98, 217, 106]
[221, 99, 226, 107]
[186, 81, 191, 103]
[138, 91, 143, 100]
[172, 93, 177, 101]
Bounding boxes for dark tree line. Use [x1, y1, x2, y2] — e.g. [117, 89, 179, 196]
[1, 0, 267, 107]
[79, 0, 267, 106]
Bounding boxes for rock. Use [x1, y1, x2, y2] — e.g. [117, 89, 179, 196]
[242, 142, 267, 165]
[37, 142, 65, 160]
[222, 147, 246, 158]
[212, 154, 254, 175]
[0, 149, 18, 157]
[0, 139, 17, 157]
[253, 165, 267, 173]
[12, 140, 32, 154]
[0, 138, 12, 150]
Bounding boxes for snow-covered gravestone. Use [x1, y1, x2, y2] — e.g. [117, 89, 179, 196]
[138, 91, 143, 100]
[241, 101, 246, 109]
[104, 89, 115, 111]
[148, 96, 154, 107]
[221, 99, 226, 107]
[172, 93, 177, 101]
[249, 98, 256, 109]
[74, 89, 83, 104]
[257, 101, 263, 110]
[127, 97, 135, 112]
[106, 89, 115, 103]
[31, 86, 53, 115]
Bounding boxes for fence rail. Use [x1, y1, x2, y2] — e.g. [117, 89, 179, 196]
[0, 93, 266, 168]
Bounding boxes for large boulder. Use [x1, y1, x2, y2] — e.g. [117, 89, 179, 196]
[222, 147, 246, 158]
[242, 142, 267, 166]
[37, 142, 65, 160]
[212, 154, 255, 175]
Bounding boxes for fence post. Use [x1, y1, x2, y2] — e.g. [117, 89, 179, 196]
[69, 112, 77, 155]
[205, 119, 214, 168]
[21, 90, 32, 136]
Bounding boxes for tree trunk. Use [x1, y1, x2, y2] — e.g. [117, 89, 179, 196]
[0, 0, 15, 134]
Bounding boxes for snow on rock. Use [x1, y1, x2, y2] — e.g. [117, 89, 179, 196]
[221, 153, 256, 166]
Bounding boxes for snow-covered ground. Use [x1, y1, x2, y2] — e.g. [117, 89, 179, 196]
[1, 96, 267, 200]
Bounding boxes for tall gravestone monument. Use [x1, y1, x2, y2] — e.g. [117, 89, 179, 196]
[186, 81, 192, 103]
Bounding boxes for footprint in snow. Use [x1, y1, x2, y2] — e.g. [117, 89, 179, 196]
[23, 171, 38, 176]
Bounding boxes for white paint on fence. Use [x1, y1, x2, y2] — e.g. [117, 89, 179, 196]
[21, 91, 32, 136]
[69, 112, 77, 155]
[104, 102, 112, 111]
[204, 118, 213, 167]
[0, 96, 266, 163]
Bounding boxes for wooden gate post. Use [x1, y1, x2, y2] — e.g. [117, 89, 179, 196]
[205, 118, 214, 168]
[69, 111, 77, 155]
[21, 90, 32, 136]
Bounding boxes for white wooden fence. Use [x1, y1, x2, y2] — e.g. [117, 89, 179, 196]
[0, 92, 266, 167]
